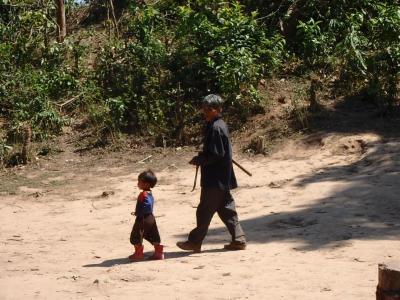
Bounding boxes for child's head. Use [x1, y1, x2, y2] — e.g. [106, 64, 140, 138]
[137, 170, 157, 190]
[201, 94, 223, 121]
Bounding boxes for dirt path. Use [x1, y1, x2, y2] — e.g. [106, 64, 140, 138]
[1, 132, 400, 299]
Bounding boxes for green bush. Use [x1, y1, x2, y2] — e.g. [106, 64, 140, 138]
[95, 1, 285, 138]
[1, 0, 399, 154]
[291, 1, 400, 107]
[177, 2, 284, 101]
[0, 2, 81, 140]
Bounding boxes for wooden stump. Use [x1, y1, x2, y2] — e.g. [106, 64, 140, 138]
[248, 136, 266, 155]
[377, 262, 400, 300]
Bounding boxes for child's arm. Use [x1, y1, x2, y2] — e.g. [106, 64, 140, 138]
[133, 191, 147, 217]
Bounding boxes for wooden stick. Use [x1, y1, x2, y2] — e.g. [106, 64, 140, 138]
[232, 159, 252, 177]
[191, 165, 199, 192]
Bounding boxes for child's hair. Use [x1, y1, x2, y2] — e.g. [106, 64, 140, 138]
[138, 170, 157, 188]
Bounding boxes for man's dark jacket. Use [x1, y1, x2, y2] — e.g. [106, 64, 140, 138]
[198, 116, 237, 190]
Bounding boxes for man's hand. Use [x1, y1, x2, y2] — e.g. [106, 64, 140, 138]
[189, 156, 199, 165]
[189, 155, 205, 166]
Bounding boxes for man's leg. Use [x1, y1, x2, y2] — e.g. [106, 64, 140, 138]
[217, 191, 246, 245]
[187, 188, 224, 244]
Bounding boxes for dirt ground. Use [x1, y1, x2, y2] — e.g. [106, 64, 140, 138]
[1, 126, 400, 299]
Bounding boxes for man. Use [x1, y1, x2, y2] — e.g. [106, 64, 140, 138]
[176, 94, 246, 252]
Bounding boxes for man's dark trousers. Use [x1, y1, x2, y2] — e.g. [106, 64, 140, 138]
[188, 188, 246, 244]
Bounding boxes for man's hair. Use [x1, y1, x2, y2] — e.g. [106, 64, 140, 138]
[138, 170, 157, 188]
[202, 94, 224, 109]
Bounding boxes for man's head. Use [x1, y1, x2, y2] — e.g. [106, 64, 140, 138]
[201, 94, 223, 122]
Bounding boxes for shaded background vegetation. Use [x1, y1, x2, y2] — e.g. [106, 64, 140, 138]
[0, 0, 399, 164]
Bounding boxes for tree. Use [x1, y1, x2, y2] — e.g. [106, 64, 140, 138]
[55, 0, 66, 42]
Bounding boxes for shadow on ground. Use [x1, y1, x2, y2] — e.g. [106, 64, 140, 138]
[82, 249, 231, 267]
[307, 96, 400, 137]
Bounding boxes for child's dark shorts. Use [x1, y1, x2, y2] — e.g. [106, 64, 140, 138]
[130, 213, 161, 245]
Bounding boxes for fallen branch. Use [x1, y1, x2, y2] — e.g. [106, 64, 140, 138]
[161, 164, 177, 172]
[5, 202, 23, 210]
[57, 93, 83, 111]
[137, 155, 152, 164]
[91, 199, 98, 210]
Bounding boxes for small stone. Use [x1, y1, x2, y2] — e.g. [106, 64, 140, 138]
[101, 191, 114, 197]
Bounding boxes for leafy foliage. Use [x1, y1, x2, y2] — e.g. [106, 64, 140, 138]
[290, 1, 400, 107]
[0, 1, 82, 140]
[0, 0, 399, 164]
[95, 1, 284, 138]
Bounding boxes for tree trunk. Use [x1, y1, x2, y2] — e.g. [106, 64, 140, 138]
[108, 0, 119, 37]
[55, 0, 66, 42]
[376, 262, 400, 300]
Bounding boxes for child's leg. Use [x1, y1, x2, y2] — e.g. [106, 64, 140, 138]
[142, 214, 161, 245]
[142, 215, 163, 260]
[128, 244, 144, 261]
[130, 217, 144, 245]
[148, 244, 164, 260]
[129, 217, 145, 261]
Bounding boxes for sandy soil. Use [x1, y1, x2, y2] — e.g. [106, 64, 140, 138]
[1, 132, 400, 300]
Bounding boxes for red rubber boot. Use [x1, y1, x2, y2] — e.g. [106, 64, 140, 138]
[128, 245, 144, 261]
[148, 244, 164, 260]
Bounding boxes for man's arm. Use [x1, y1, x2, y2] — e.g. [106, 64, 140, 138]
[190, 127, 226, 166]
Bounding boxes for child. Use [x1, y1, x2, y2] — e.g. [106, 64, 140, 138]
[129, 170, 164, 260]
